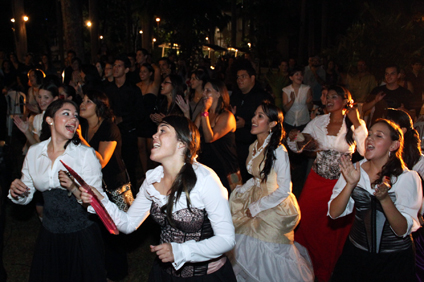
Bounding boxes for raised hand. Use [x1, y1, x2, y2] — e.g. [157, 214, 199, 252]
[339, 155, 360, 187]
[374, 91, 386, 103]
[176, 95, 189, 114]
[374, 176, 391, 201]
[13, 116, 29, 134]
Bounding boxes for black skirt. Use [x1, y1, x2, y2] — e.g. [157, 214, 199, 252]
[331, 238, 417, 282]
[29, 223, 106, 282]
[148, 257, 236, 282]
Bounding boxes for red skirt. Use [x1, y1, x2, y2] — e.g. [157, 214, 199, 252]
[295, 169, 354, 282]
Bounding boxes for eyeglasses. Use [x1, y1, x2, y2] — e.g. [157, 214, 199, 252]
[236, 74, 249, 80]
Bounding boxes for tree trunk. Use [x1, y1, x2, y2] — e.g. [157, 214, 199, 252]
[89, 0, 99, 63]
[60, 0, 84, 59]
[12, 0, 27, 61]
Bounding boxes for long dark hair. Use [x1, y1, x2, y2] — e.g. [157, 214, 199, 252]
[84, 89, 114, 121]
[327, 85, 354, 145]
[371, 119, 405, 186]
[161, 74, 185, 115]
[259, 101, 285, 182]
[207, 79, 231, 114]
[386, 108, 421, 169]
[141, 63, 154, 81]
[40, 99, 81, 149]
[160, 115, 200, 227]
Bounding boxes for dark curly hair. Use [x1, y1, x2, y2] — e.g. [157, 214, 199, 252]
[84, 89, 114, 121]
[385, 108, 421, 169]
[258, 101, 285, 182]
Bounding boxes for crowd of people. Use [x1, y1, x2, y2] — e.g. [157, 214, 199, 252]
[1, 48, 424, 282]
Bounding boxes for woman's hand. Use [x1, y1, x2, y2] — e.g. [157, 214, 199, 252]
[10, 179, 29, 198]
[13, 116, 29, 134]
[175, 95, 189, 114]
[203, 95, 213, 112]
[79, 186, 104, 203]
[150, 243, 174, 263]
[288, 129, 300, 141]
[374, 176, 391, 202]
[346, 107, 361, 128]
[339, 155, 360, 187]
[58, 170, 77, 191]
[150, 113, 166, 124]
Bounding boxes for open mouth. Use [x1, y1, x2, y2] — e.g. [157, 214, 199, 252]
[152, 142, 161, 149]
[65, 124, 76, 133]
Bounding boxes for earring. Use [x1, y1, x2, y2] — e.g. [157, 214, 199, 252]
[269, 129, 272, 134]
[388, 151, 391, 157]
[49, 123, 53, 126]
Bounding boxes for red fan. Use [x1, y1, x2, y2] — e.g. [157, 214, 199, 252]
[60, 160, 119, 235]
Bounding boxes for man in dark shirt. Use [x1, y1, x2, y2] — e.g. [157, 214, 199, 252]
[126, 52, 140, 85]
[104, 54, 143, 191]
[230, 62, 274, 182]
[363, 65, 414, 126]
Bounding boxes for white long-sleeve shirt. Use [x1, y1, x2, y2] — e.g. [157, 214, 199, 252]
[96, 162, 235, 271]
[234, 145, 293, 217]
[328, 159, 423, 236]
[8, 138, 103, 205]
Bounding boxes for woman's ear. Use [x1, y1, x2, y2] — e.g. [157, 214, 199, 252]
[269, 121, 277, 129]
[390, 140, 400, 152]
[46, 116, 53, 125]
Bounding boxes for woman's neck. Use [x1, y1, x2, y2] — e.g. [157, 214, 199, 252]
[256, 133, 268, 148]
[329, 111, 344, 122]
[87, 115, 102, 128]
[292, 82, 301, 89]
[48, 135, 67, 153]
[162, 160, 185, 183]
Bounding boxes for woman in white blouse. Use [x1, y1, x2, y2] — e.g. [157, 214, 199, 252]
[81, 115, 236, 281]
[288, 85, 367, 282]
[328, 119, 422, 281]
[9, 99, 106, 281]
[230, 102, 314, 281]
[282, 66, 313, 133]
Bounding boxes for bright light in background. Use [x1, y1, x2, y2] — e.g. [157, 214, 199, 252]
[23, 16, 29, 22]
[156, 18, 160, 22]
[99, 35, 103, 39]
[139, 30, 143, 34]
[10, 18, 15, 23]
[248, 42, 251, 48]
[205, 37, 209, 41]
[153, 38, 157, 42]
[86, 21, 92, 27]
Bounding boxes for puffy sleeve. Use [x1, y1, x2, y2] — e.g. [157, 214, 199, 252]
[81, 147, 103, 191]
[171, 172, 235, 270]
[392, 171, 422, 236]
[353, 119, 367, 156]
[327, 164, 357, 219]
[248, 146, 292, 217]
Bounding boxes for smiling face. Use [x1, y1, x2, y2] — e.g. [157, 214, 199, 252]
[151, 123, 183, 163]
[161, 77, 173, 95]
[385, 67, 400, 86]
[79, 95, 97, 119]
[38, 89, 57, 111]
[325, 90, 346, 113]
[251, 106, 275, 138]
[139, 66, 152, 81]
[365, 122, 399, 161]
[289, 71, 303, 85]
[47, 103, 79, 141]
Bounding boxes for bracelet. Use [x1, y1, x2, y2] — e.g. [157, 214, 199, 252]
[68, 186, 78, 197]
[201, 111, 209, 117]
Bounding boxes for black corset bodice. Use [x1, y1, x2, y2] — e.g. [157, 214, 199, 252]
[150, 201, 215, 278]
[349, 187, 412, 253]
[42, 189, 93, 233]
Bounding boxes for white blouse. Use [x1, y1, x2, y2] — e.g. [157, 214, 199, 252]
[8, 138, 103, 205]
[234, 145, 292, 217]
[282, 84, 311, 126]
[32, 111, 45, 137]
[288, 113, 367, 155]
[97, 163, 235, 271]
[328, 159, 423, 236]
